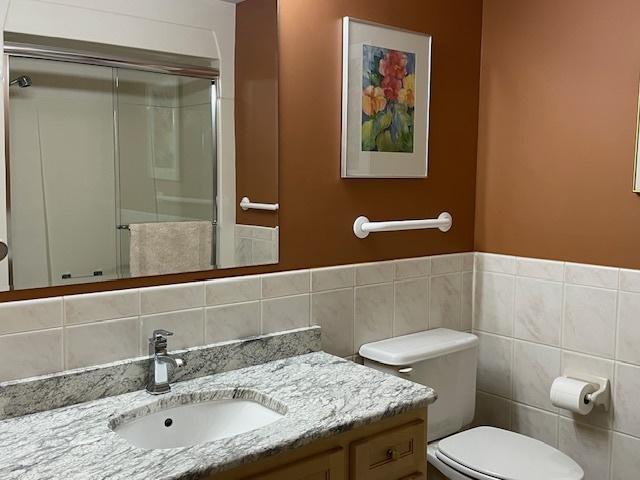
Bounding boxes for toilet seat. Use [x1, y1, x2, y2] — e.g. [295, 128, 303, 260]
[429, 427, 584, 480]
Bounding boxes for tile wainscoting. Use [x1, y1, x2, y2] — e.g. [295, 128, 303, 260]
[0, 252, 473, 382]
[234, 224, 279, 266]
[473, 252, 640, 480]
[2, 250, 638, 479]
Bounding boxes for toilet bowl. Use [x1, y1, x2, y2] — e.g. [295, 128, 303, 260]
[359, 329, 584, 480]
[427, 427, 583, 480]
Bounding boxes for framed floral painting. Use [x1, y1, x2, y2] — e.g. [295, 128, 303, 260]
[341, 17, 432, 178]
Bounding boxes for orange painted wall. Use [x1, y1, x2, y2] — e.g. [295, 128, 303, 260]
[235, 0, 278, 228]
[278, 0, 482, 269]
[476, 0, 640, 268]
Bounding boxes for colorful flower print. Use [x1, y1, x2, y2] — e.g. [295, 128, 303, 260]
[362, 45, 416, 153]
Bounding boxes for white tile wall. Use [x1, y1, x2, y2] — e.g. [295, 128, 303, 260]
[140, 283, 204, 315]
[65, 290, 139, 325]
[511, 402, 559, 446]
[558, 417, 612, 480]
[355, 261, 395, 286]
[261, 294, 310, 334]
[234, 225, 278, 266]
[204, 301, 260, 343]
[514, 277, 562, 346]
[205, 276, 261, 306]
[311, 288, 354, 357]
[563, 284, 617, 358]
[473, 391, 511, 430]
[354, 283, 394, 346]
[394, 278, 429, 336]
[395, 257, 431, 280]
[311, 265, 354, 291]
[474, 271, 515, 336]
[261, 270, 310, 298]
[611, 432, 640, 480]
[0, 298, 62, 335]
[476, 331, 512, 397]
[0, 329, 63, 381]
[140, 308, 205, 351]
[65, 317, 139, 369]
[0, 253, 472, 382]
[429, 274, 461, 329]
[474, 252, 640, 480]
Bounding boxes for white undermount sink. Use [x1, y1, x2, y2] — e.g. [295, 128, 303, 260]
[109, 389, 286, 449]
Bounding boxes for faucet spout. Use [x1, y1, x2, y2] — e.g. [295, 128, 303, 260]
[157, 355, 184, 369]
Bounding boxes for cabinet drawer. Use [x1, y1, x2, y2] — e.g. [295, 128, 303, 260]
[350, 420, 425, 480]
[248, 447, 345, 480]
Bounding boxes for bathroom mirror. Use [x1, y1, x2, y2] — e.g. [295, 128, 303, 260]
[2, 0, 278, 291]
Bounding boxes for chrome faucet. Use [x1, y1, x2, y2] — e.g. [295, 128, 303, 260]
[146, 329, 184, 395]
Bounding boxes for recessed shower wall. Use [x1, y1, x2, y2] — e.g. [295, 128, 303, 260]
[7, 57, 216, 289]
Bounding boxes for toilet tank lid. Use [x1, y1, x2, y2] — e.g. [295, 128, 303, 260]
[359, 328, 478, 366]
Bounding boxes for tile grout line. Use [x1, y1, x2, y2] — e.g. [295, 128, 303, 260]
[61, 296, 66, 371]
[510, 260, 516, 415]
[608, 270, 622, 479]
[558, 261, 566, 447]
[391, 263, 397, 337]
[352, 268, 357, 356]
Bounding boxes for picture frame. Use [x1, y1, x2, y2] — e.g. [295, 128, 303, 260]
[634, 82, 640, 193]
[341, 17, 432, 178]
[147, 82, 180, 182]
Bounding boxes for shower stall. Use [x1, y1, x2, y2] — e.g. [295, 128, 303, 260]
[7, 54, 217, 289]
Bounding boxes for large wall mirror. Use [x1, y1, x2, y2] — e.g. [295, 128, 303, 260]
[1, 0, 278, 291]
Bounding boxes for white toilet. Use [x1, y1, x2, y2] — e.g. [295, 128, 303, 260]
[360, 328, 584, 480]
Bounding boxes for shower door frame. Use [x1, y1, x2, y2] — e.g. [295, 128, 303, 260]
[3, 42, 220, 290]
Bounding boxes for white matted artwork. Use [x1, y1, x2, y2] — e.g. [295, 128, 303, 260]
[341, 17, 432, 178]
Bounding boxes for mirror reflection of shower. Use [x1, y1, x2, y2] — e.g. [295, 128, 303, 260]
[9, 75, 32, 87]
[7, 57, 216, 288]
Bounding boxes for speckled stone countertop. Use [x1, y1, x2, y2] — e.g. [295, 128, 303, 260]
[0, 351, 436, 480]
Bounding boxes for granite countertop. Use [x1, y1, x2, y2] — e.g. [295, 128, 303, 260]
[0, 351, 436, 480]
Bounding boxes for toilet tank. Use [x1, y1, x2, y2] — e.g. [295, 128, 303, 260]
[360, 329, 478, 442]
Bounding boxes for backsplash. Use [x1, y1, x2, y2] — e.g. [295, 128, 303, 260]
[473, 252, 640, 480]
[0, 252, 473, 382]
[0, 327, 319, 419]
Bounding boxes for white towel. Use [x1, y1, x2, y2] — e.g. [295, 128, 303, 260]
[129, 221, 212, 276]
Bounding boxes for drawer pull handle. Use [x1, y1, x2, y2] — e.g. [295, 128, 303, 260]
[398, 367, 413, 374]
[387, 447, 399, 461]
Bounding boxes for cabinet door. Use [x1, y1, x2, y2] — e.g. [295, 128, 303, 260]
[248, 447, 345, 480]
[350, 420, 426, 480]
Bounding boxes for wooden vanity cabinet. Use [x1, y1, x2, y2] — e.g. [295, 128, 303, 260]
[349, 419, 425, 480]
[209, 408, 427, 480]
[251, 447, 346, 480]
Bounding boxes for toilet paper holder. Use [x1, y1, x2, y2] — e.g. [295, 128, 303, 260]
[565, 375, 610, 411]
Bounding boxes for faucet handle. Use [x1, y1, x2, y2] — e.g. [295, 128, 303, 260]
[152, 329, 174, 340]
[149, 329, 173, 353]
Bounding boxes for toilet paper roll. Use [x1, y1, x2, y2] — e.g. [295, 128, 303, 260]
[550, 377, 596, 415]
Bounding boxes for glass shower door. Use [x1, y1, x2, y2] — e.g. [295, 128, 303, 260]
[8, 57, 118, 288]
[114, 69, 217, 276]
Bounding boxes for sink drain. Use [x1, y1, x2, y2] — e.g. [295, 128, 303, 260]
[164, 418, 173, 427]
